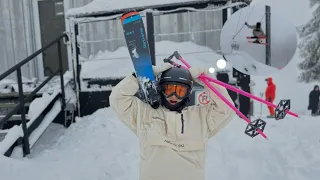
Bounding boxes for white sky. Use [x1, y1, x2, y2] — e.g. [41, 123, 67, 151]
[251, 0, 313, 26]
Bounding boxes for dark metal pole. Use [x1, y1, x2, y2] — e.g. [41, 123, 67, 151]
[74, 24, 82, 117]
[265, 5, 271, 66]
[74, 24, 81, 91]
[146, 12, 156, 65]
[57, 41, 66, 126]
[230, 5, 242, 81]
[222, 8, 228, 24]
[16, 68, 30, 155]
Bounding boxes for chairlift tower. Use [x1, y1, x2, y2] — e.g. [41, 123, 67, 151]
[265, 5, 271, 66]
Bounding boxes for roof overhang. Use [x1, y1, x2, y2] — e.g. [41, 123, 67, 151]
[66, 0, 231, 18]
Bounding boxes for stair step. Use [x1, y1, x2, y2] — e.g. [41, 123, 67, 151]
[0, 130, 7, 142]
[0, 92, 42, 99]
[0, 114, 30, 121]
[0, 103, 31, 108]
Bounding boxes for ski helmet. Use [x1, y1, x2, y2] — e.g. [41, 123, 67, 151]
[256, 22, 261, 28]
[158, 67, 193, 111]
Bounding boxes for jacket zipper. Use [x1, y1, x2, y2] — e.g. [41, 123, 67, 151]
[181, 114, 184, 134]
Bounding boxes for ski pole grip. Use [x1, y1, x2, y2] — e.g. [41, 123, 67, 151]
[173, 51, 181, 59]
[164, 59, 182, 68]
[164, 53, 175, 61]
[163, 58, 173, 63]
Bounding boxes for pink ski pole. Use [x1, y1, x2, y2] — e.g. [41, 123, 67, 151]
[202, 76, 299, 118]
[199, 77, 268, 139]
[174, 52, 299, 118]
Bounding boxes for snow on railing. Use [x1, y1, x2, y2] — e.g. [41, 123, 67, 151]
[0, 73, 74, 156]
[0, 91, 60, 155]
[0, 126, 22, 155]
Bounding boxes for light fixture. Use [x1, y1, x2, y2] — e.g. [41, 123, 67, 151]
[209, 67, 215, 73]
[217, 59, 226, 69]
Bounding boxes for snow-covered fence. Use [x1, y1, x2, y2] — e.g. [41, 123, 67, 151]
[64, 0, 247, 59]
[74, 10, 223, 59]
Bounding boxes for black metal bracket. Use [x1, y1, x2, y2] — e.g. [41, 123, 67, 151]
[244, 118, 266, 138]
[275, 99, 290, 120]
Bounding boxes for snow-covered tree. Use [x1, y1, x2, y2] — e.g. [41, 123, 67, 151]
[298, 0, 320, 83]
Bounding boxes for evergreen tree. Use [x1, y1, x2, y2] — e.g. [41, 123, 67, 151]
[298, 0, 320, 83]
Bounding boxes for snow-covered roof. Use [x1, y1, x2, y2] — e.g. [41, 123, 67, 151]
[66, 0, 229, 18]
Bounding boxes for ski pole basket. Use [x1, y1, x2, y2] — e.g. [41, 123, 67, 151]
[275, 99, 290, 120]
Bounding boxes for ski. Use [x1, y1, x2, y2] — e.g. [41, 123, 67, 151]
[248, 41, 268, 45]
[121, 11, 161, 109]
[246, 36, 265, 39]
[246, 36, 267, 45]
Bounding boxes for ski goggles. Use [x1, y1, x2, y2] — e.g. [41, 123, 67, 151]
[162, 83, 189, 99]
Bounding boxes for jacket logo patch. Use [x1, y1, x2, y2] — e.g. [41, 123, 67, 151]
[164, 140, 184, 148]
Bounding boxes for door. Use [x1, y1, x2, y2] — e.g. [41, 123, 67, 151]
[38, 0, 68, 76]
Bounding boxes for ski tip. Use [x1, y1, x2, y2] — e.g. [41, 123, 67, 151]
[121, 11, 139, 22]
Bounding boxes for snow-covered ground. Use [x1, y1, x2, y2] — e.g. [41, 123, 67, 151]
[1, 108, 320, 180]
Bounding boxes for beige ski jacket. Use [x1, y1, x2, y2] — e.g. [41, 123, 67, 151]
[109, 74, 236, 180]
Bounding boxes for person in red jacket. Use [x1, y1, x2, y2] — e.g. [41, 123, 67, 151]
[265, 77, 276, 118]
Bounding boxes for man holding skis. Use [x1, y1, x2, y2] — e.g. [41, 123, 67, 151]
[109, 63, 235, 180]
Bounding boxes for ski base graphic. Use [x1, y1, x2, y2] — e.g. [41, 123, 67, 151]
[121, 11, 161, 109]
